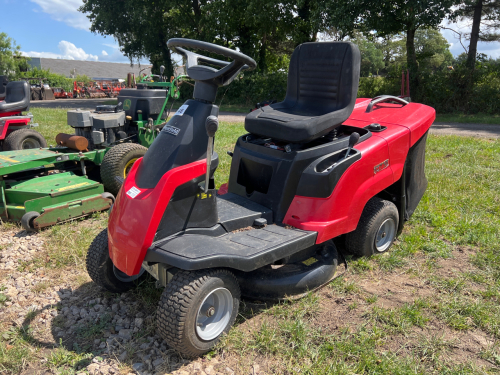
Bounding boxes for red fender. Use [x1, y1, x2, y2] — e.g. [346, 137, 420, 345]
[108, 158, 207, 275]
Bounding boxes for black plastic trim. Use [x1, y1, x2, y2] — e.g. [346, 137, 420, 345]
[296, 148, 362, 198]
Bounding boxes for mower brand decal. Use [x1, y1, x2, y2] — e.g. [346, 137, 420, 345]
[164, 125, 181, 136]
[0, 155, 19, 163]
[174, 104, 189, 117]
[374, 159, 389, 174]
[123, 99, 131, 111]
[302, 257, 318, 266]
[58, 182, 91, 191]
[126, 186, 141, 199]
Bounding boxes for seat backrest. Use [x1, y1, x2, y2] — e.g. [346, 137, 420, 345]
[0, 76, 8, 100]
[284, 42, 360, 115]
[5, 81, 30, 104]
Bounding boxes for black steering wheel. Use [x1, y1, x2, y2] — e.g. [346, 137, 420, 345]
[167, 38, 256, 87]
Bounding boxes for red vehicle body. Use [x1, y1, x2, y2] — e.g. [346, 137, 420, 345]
[86, 38, 435, 358]
[108, 98, 434, 276]
[284, 99, 434, 243]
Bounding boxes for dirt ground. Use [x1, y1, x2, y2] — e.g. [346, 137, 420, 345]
[1, 223, 496, 374]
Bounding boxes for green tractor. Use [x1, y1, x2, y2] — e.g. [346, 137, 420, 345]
[0, 69, 186, 231]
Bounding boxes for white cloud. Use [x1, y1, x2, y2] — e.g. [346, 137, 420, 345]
[22, 40, 98, 61]
[102, 50, 108, 56]
[30, 0, 90, 31]
[441, 18, 500, 59]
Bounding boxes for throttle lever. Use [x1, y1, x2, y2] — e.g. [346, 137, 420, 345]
[204, 115, 219, 193]
[344, 132, 360, 160]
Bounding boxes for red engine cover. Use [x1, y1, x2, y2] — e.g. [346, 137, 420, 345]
[283, 98, 435, 243]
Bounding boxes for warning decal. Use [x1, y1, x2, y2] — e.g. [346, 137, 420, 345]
[126, 186, 141, 198]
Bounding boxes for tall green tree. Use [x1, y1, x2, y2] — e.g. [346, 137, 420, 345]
[324, 0, 458, 97]
[348, 32, 384, 77]
[0, 31, 23, 78]
[451, 0, 500, 69]
[80, 0, 326, 76]
[79, 0, 212, 77]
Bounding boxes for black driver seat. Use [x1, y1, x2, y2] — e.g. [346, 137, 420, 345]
[245, 42, 360, 143]
[0, 81, 30, 114]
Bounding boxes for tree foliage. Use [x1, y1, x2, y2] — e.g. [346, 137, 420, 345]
[450, 0, 500, 69]
[0, 31, 23, 78]
[79, 0, 329, 76]
[323, 0, 458, 98]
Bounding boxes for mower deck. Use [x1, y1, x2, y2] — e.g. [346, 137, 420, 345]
[145, 193, 317, 272]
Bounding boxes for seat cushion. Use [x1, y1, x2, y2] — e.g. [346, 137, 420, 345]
[245, 102, 353, 143]
[245, 42, 360, 143]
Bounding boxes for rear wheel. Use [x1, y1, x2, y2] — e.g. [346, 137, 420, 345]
[3, 129, 47, 151]
[86, 229, 145, 293]
[157, 269, 240, 358]
[100, 143, 147, 196]
[345, 197, 399, 257]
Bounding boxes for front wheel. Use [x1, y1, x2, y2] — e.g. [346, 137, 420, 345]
[86, 229, 145, 293]
[157, 269, 240, 358]
[345, 197, 399, 257]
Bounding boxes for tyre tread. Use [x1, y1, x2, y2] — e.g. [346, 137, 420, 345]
[157, 269, 240, 358]
[100, 143, 147, 195]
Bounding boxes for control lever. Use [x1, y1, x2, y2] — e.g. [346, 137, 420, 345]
[344, 132, 360, 159]
[160, 65, 165, 82]
[204, 115, 219, 193]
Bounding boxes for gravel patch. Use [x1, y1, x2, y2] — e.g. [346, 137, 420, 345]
[0, 227, 262, 374]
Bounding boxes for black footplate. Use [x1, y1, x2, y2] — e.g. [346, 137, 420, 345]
[145, 224, 317, 272]
[218, 193, 273, 231]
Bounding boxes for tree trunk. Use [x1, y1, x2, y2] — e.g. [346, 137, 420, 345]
[259, 34, 267, 73]
[467, 0, 483, 70]
[406, 26, 419, 99]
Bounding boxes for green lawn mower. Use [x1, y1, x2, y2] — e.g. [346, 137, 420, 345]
[0, 70, 186, 231]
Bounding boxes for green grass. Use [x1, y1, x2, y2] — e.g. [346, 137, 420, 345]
[435, 112, 500, 124]
[4, 108, 500, 373]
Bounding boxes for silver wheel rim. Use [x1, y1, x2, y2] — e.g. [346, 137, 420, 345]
[196, 287, 233, 341]
[21, 138, 40, 149]
[375, 218, 396, 252]
[113, 265, 145, 282]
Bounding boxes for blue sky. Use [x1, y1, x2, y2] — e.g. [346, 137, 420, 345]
[2, 0, 500, 63]
[1, 0, 139, 63]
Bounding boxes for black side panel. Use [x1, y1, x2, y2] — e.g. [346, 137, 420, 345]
[296, 148, 361, 198]
[154, 188, 218, 242]
[136, 99, 218, 189]
[405, 131, 429, 220]
[228, 126, 371, 223]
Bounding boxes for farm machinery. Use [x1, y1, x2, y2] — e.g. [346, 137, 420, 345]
[0, 80, 47, 151]
[86, 39, 435, 357]
[0, 70, 185, 231]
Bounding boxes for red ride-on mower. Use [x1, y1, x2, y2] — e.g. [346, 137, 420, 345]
[0, 81, 47, 150]
[86, 39, 435, 357]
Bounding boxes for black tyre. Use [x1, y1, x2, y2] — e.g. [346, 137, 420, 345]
[100, 143, 147, 196]
[21, 211, 40, 232]
[3, 129, 47, 151]
[345, 197, 399, 257]
[86, 229, 145, 293]
[101, 192, 115, 203]
[157, 269, 240, 358]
